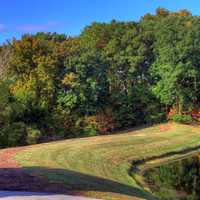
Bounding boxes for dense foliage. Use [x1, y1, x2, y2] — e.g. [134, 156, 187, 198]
[171, 114, 193, 124]
[144, 156, 200, 200]
[0, 8, 199, 147]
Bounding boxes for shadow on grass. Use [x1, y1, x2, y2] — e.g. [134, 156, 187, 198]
[0, 167, 156, 199]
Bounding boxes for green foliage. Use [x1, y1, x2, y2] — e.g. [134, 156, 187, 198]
[147, 112, 167, 124]
[82, 124, 98, 137]
[0, 122, 26, 147]
[26, 126, 42, 144]
[0, 8, 199, 148]
[171, 114, 193, 124]
[144, 156, 200, 200]
[150, 16, 200, 113]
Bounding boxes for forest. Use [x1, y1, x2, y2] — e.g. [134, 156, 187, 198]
[0, 8, 199, 148]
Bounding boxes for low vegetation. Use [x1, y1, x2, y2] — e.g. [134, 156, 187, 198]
[144, 156, 200, 199]
[171, 114, 193, 124]
[14, 123, 200, 200]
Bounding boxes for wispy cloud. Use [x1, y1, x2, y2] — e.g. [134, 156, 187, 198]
[0, 24, 6, 32]
[17, 21, 60, 32]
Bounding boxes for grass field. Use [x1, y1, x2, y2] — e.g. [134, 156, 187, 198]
[13, 123, 200, 200]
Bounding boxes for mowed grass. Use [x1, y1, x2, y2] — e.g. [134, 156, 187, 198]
[14, 123, 200, 200]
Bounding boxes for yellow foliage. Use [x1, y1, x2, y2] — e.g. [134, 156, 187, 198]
[84, 115, 98, 125]
[62, 72, 77, 86]
[170, 10, 191, 17]
[185, 21, 193, 28]
[10, 76, 35, 96]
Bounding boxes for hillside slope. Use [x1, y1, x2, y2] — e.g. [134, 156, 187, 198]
[7, 123, 200, 200]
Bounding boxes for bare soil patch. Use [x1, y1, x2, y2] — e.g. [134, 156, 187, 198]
[159, 123, 172, 132]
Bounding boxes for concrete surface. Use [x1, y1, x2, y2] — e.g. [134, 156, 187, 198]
[0, 191, 100, 200]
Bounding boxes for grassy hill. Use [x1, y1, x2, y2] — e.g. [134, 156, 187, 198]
[12, 123, 200, 200]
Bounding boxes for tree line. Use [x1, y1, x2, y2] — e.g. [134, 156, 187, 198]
[0, 8, 199, 147]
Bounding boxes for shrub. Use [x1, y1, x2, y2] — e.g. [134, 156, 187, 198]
[76, 109, 117, 137]
[171, 114, 192, 124]
[113, 104, 136, 128]
[82, 125, 98, 136]
[146, 112, 167, 124]
[0, 122, 27, 147]
[96, 108, 116, 134]
[83, 116, 98, 136]
[26, 126, 42, 144]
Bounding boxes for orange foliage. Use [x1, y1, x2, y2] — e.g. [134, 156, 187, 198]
[168, 107, 177, 119]
[62, 72, 77, 86]
[84, 108, 116, 135]
[96, 108, 116, 134]
[170, 9, 191, 17]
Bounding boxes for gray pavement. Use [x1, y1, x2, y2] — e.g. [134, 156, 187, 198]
[0, 191, 100, 200]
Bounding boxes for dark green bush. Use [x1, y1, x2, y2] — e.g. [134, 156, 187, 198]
[26, 126, 42, 144]
[146, 112, 167, 124]
[171, 114, 192, 124]
[0, 122, 27, 147]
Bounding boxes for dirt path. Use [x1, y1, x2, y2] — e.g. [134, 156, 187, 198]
[0, 147, 25, 168]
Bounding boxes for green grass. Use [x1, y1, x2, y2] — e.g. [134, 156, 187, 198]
[14, 123, 200, 200]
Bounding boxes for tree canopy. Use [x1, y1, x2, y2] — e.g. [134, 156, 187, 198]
[0, 8, 199, 147]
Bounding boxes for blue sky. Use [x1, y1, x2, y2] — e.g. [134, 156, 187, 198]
[0, 0, 200, 43]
